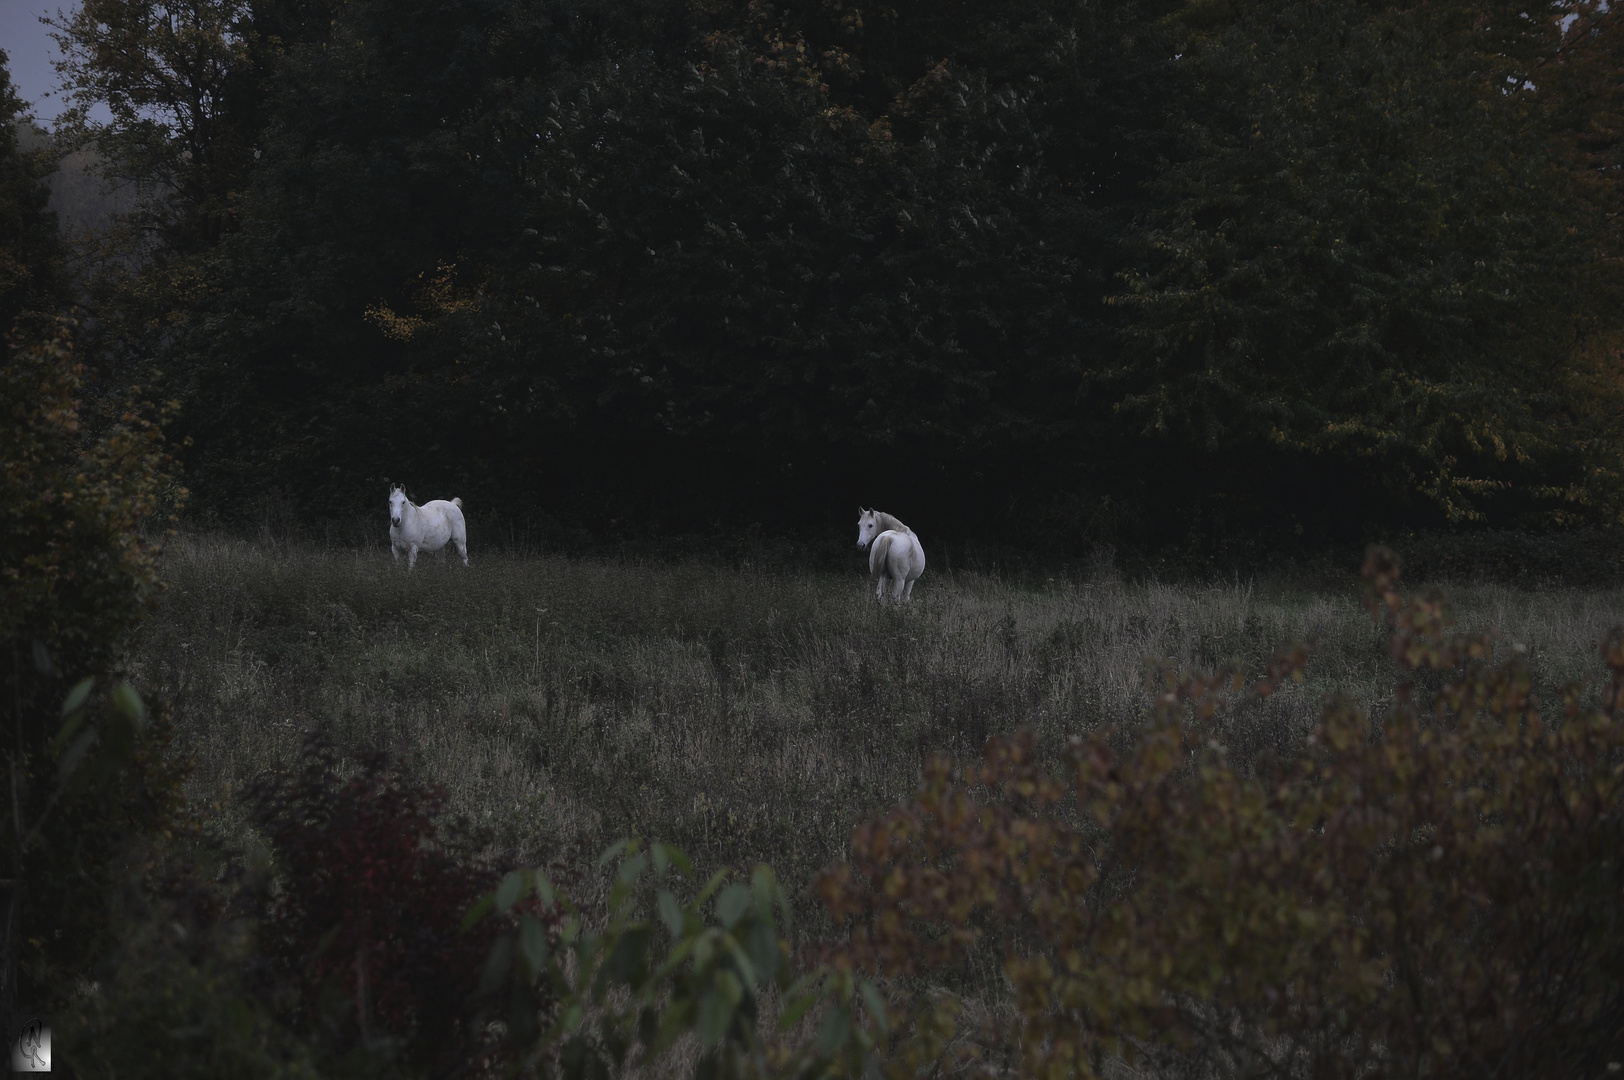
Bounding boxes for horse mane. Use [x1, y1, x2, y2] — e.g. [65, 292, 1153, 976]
[874, 511, 911, 535]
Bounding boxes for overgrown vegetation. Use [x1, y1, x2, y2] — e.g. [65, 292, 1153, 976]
[820, 548, 1624, 1077]
[12, 512, 1624, 1076]
[434, 547, 1624, 1080]
[136, 533, 1622, 911]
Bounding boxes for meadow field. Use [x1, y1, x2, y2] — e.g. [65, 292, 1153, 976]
[132, 531, 1624, 918]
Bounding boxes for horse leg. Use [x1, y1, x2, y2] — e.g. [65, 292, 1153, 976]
[408, 544, 419, 571]
[885, 552, 905, 600]
[903, 576, 916, 601]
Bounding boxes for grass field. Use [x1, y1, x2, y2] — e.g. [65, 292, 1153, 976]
[132, 532, 1624, 917]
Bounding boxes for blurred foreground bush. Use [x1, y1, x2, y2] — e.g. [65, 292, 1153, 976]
[58, 839, 319, 1080]
[65, 735, 541, 1079]
[819, 548, 1624, 1078]
[247, 736, 525, 1077]
[0, 321, 186, 1019]
[464, 838, 892, 1080]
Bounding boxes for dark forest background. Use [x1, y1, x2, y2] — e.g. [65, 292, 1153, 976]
[10, 0, 1624, 552]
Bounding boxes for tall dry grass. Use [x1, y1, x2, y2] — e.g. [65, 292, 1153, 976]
[132, 533, 1624, 913]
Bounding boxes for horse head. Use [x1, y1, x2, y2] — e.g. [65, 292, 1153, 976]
[856, 508, 881, 548]
[389, 485, 408, 528]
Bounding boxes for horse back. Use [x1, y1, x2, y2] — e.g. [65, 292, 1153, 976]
[422, 499, 467, 536]
[883, 529, 922, 578]
[872, 530, 924, 578]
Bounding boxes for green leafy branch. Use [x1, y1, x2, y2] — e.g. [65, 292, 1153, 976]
[463, 838, 892, 1080]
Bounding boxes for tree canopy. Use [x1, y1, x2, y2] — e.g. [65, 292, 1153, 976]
[0, 51, 64, 335]
[46, 0, 1624, 548]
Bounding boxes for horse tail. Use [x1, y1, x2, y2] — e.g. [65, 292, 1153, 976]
[452, 497, 463, 509]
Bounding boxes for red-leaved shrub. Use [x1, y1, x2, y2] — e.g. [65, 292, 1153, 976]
[248, 736, 521, 1075]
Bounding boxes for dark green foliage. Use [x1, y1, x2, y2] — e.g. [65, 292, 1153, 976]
[51, 0, 1624, 548]
[1112, 0, 1620, 534]
[58, 842, 320, 1080]
[59, 732, 556, 1080]
[145, 0, 1179, 539]
[2, 48, 196, 1028]
[464, 843, 886, 1080]
[0, 51, 64, 336]
[0, 320, 185, 1019]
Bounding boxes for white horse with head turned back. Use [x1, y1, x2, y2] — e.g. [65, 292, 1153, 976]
[388, 484, 469, 569]
[856, 508, 925, 600]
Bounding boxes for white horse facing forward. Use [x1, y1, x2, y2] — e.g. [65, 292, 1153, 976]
[388, 484, 469, 569]
[856, 508, 925, 600]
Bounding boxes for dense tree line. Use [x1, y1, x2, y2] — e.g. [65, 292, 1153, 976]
[39, 0, 1624, 547]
